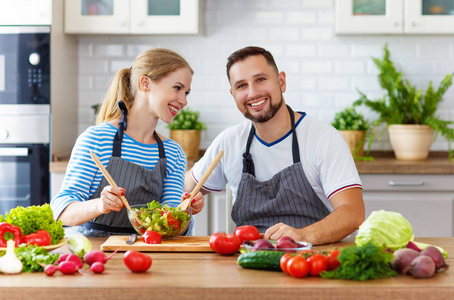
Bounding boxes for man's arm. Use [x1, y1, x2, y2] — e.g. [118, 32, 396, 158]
[263, 187, 365, 245]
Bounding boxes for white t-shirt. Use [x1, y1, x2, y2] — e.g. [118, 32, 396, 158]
[190, 113, 362, 212]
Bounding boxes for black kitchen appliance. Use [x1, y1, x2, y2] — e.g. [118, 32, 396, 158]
[0, 26, 51, 215]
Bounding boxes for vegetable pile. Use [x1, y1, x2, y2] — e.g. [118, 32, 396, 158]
[392, 243, 449, 278]
[130, 201, 191, 238]
[320, 242, 396, 281]
[0, 204, 65, 245]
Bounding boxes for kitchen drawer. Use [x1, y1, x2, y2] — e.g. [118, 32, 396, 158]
[361, 174, 454, 192]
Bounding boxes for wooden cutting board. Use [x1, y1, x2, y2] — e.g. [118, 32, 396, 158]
[100, 235, 214, 252]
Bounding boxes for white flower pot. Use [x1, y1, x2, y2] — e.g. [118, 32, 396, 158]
[388, 125, 434, 160]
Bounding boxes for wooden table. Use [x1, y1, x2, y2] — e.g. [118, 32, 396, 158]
[1, 237, 454, 299]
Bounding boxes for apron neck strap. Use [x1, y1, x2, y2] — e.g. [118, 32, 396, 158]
[287, 105, 301, 164]
[242, 105, 300, 175]
[113, 101, 128, 157]
[112, 100, 166, 159]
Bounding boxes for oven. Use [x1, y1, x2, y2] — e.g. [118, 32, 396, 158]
[0, 26, 50, 215]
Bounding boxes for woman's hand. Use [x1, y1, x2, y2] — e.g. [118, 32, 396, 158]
[98, 186, 125, 214]
[181, 192, 205, 215]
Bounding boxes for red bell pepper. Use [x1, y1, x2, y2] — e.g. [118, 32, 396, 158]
[22, 229, 52, 246]
[0, 222, 22, 247]
[166, 212, 179, 230]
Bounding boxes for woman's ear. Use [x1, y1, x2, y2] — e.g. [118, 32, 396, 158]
[139, 75, 150, 92]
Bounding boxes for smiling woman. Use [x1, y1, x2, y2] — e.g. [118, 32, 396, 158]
[51, 48, 205, 237]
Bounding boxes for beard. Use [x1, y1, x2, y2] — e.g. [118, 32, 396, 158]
[243, 94, 284, 123]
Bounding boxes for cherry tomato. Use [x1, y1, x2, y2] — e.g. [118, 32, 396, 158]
[123, 250, 152, 273]
[280, 253, 296, 275]
[326, 249, 341, 271]
[209, 232, 241, 255]
[233, 225, 261, 244]
[142, 230, 162, 244]
[287, 256, 310, 278]
[307, 254, 328, 276]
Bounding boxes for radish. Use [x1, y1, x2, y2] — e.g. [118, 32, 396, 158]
[89, 262, 105, 274]
[44, 264, 58, 276]
[58, 261, 79, 275]
[84, 249, 119, 266]
[65, 254, 84, 269]
[55, 253, 70, 265]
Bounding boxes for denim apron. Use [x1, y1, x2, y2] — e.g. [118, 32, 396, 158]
[231, 105, 330, 233]
[68, 101, 167, 237]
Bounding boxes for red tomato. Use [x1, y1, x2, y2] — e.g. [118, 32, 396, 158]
[233, 225, 260, 244]
[123, 250, 152, 273]
[307, 254, 328, 276]
[326, 249, 341, 271]
[298, 249, 317, 258]
[287, 256, 310, 278]
[142, 230, 162, 244]
[209, 232, 241, 255]
[280, 253, 295, 275]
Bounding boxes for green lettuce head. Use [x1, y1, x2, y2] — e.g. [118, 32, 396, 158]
[355, 210, 414, 251]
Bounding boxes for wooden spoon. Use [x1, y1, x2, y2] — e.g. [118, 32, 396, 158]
[89, 150, 132, 210]
[89, 150, 144, 228]
[177, 150, 224, 210]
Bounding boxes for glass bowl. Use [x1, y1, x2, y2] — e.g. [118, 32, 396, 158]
[128, 204, 192, 239]
[243, 240, 313, 254]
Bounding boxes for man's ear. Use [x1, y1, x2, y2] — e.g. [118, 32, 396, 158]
[278, 71, 286, 93]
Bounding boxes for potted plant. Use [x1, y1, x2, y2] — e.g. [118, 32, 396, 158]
[354, 44, 454, 160]
[331, 106, 371, 159]
[167, 107, 206, 161]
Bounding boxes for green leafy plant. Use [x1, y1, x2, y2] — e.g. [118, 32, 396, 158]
[332, 106, 373, 160]
[353, 44, 454, 159]
[332, 106, 370, 131]
[167, 107, 207, 130]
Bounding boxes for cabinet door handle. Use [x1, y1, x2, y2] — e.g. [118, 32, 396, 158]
[388, 181, 424, 186]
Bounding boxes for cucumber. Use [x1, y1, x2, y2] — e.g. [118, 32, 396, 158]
[237, 250, 285, 271]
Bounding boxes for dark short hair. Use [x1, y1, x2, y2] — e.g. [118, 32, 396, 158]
[226, 46, 279, 82]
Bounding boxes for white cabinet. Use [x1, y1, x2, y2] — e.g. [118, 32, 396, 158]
[361, 174, 454, 237]
[336, 0, 454, 34]
[64, 0, 200, 34]
[0, 0, 52, 25]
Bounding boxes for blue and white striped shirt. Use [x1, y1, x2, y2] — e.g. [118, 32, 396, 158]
[51, 122, 188, 229]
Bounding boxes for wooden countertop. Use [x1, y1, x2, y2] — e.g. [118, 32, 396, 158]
[1, 237, 454, 299]
[51, 151, 454, 174]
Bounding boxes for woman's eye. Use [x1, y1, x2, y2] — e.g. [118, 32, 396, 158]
[185, 91, 190, 96]
[174, 86, 182, 91]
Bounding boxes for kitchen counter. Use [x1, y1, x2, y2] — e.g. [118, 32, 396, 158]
[1, 237, 454, 299]
[50, 151, 454, 174]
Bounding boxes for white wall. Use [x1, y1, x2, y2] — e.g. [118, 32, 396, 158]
[76, 0, 454, 152]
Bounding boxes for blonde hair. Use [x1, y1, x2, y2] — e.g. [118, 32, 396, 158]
[96, 48, 194, 124]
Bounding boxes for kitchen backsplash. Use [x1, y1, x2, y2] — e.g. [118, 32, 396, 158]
[77, 0, 454, 151]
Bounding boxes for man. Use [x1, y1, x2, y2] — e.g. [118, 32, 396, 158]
[185, 46, 365, 245]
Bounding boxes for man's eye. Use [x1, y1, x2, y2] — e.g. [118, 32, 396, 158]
[237, 83, 246, 89]
[257, 78, 265, 82]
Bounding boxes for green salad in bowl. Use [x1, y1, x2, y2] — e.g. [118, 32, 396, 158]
[128, 201, 192, 239]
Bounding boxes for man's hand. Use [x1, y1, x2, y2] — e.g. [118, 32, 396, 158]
[263, 223, 302, 241]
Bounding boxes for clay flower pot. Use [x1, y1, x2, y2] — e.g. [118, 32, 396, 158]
[388, 125, 434, 160]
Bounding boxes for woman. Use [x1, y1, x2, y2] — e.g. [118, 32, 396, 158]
[51, 48, 204, 237]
